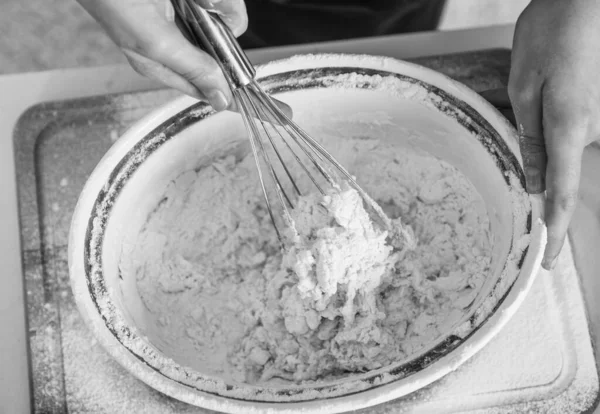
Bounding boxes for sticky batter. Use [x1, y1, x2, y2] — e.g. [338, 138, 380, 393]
[124, 137, 492, 385]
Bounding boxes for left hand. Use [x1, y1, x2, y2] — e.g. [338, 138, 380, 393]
[482, 0, 600, 270]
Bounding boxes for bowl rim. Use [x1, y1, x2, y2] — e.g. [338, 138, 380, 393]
[68, 53, 546, 414]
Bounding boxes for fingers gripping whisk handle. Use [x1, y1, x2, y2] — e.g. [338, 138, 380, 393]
[171, 0, 255, 89]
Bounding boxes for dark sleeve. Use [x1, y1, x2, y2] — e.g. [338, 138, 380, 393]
[239, 0, 447, 49]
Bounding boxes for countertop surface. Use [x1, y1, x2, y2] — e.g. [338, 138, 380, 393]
[2, 24, 598, 413]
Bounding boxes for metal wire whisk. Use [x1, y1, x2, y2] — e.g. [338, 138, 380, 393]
[171, 0, 391, 242]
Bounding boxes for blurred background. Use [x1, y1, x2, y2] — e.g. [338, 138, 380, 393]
[0, 0, 529, 74]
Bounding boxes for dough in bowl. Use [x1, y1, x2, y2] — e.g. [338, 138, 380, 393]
[121, 133, 492, 385]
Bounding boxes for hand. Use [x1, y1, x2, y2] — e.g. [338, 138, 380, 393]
[501, 0, 600, 270]
[77, 0, 248, 111]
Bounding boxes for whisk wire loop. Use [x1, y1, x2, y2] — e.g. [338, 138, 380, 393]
[234, 89, 286, 241]
[248, 84, 327, 196]
[171, 0, 393, 241]
[240, 87, 300, 205]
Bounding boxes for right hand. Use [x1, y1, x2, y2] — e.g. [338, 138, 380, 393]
[77, 0, 248, 111]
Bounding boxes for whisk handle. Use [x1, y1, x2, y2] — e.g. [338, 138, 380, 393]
[171, 0, 256, 89]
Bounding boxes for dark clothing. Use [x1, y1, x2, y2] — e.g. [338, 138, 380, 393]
[239, 0, 447, 49]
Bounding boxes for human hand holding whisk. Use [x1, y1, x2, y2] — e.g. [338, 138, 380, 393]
[76, 0, 291, 117]
[77, 0, 393, 244]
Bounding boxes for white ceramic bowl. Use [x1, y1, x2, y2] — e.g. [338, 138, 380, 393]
[69, 53, 546, 413]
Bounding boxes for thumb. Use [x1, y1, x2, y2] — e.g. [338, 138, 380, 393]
[481, 87, 547, 193]
[508, 78, 547, 194]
